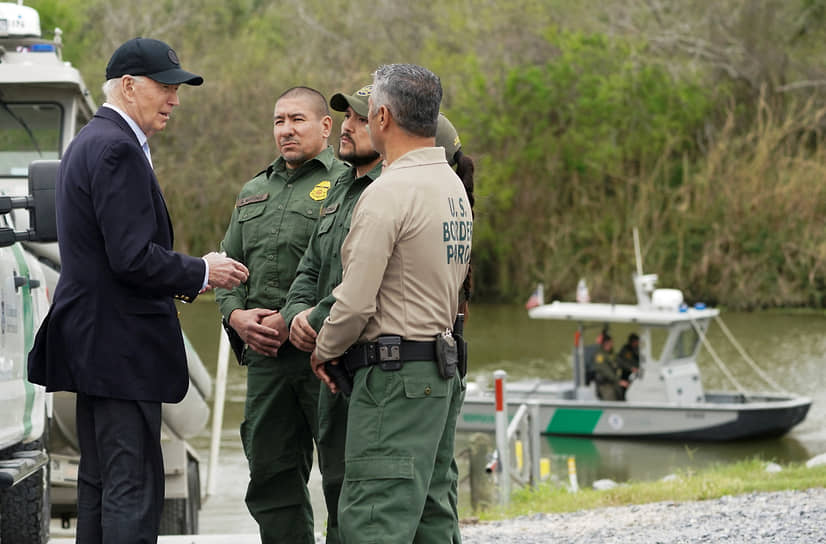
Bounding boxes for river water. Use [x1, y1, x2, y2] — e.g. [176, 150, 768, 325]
[177, 298, 826, 532]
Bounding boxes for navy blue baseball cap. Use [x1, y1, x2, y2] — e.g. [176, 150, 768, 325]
[106, 38, 203, 86]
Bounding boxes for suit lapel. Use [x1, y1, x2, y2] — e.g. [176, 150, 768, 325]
[95, 107, 175, 249]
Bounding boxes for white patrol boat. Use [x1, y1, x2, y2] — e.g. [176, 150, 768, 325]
[458, 238, 812, 441]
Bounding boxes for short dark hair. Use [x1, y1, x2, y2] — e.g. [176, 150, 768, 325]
[276, 86, 331, 119]
[371, 64, 441, 137]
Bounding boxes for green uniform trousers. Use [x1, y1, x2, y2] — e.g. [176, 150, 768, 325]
[241, 349, 319, 544]
[598, 382, 623, 401]
[339, 360, 464, 544]
[318, 386, 349, 544]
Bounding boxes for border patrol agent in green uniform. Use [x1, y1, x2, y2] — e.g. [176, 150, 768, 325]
[594, 335, 628, 401]
[311, 64, 471, 544]
[281, 84, 381, 544]
[282, 85, 469, 543]
[216, 87, 348, 544]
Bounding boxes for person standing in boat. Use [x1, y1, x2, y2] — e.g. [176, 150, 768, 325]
[616, 333, 640, 399]
[583, 328, 609, 385]
[594, 334, 629, 401]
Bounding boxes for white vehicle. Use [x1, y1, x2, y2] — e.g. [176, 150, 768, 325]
[0, 161, 53, 543]
[0, 3, 210, 538]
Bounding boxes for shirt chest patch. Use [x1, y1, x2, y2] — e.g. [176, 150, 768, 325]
[309, 181, 331, 201]
[321, 202, 339, 216]
[237, 193, 268, 207]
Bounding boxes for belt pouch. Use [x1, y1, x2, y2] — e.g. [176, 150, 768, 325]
[435, 331, 458, 379]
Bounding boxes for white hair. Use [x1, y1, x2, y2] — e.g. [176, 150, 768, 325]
[101, 75, 148, 102]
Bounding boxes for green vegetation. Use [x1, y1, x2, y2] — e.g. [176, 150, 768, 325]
[25, 0, 826, 308]
[466, 458, 826, 521]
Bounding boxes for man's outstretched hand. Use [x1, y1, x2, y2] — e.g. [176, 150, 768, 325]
[203, 252, 249, 290]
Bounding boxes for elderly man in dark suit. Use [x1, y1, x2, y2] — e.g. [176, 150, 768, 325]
[27, 38, 248, 543]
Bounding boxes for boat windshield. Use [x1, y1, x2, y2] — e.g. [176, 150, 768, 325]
[648, 325, 701, 363]
[0, 102, 62, 177]
[671, 327, 700, 359]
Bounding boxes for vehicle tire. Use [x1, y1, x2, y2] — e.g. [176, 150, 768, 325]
[158, 455, 200, 535]
[0, 438, 50, 544]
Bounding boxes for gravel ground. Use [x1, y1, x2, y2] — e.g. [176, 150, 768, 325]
[459, 488, 826, 543]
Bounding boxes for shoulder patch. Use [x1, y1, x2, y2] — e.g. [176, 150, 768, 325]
[595, 354, 604, 364]
[310, 180, 331, 201]
[237, 193, 268, 207]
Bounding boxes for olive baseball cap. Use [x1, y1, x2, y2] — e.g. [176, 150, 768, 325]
[105, 38, 203, 86]
[330, 84, 372, 117]
[435, 113, 462, 166]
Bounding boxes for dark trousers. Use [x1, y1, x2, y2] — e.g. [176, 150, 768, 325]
[75, 393, 164, 544]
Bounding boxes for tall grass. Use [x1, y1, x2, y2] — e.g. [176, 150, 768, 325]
[638, 95, 826, 309]
[464, 80, 826, 308]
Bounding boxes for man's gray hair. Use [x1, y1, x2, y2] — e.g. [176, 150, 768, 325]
[371, 64, 442, 138]
[101, 75, 147, 102]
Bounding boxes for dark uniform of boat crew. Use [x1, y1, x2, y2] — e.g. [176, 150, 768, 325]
[594, 335, 629, 401]
[310, 64, 471, 543]
[216, 86, 348, 543]
[617, 333, 640, 397]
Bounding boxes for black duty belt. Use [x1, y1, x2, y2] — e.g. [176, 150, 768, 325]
[340, 337, 436, 373]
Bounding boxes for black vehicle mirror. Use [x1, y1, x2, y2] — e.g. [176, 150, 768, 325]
[0, 159, 59, 247]
[28, 159, 59, 243]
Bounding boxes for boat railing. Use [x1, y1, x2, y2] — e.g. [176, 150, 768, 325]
[712, 315, 789, 394]
[689, 316, 789, 400]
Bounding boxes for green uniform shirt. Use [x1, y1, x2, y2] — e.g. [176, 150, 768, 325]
[216, 146, 348, 319]
[594, 348, 622, 384]
[281, 162, 383, 331]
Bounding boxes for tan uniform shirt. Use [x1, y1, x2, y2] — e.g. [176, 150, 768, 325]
[315, 147, 472, 360]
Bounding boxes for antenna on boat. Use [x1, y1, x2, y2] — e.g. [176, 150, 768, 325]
[632, 227, 658, 307]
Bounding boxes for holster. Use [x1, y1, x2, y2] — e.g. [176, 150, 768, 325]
[325, 362, 353, 395]
[435, 332, 458, 379]
[453, 314, 468, 378]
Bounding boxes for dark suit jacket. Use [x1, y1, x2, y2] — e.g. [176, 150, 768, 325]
[27, 107, 205, 403]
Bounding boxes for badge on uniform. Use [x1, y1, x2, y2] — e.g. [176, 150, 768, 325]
[309, 181, 331, 201]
